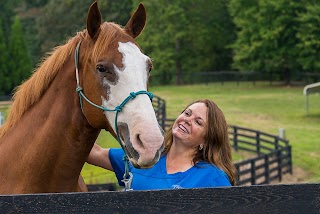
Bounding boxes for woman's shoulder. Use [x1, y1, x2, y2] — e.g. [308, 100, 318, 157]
[195, 162, 229, 180]
[196, 162, 231, 186]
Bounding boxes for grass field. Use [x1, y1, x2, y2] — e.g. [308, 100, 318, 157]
[1, 81, 319, 184]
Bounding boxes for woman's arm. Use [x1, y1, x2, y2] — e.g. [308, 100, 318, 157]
[87, 143, 114, 171]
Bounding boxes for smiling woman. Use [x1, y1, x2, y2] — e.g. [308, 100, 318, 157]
[87, 99, 236, 190]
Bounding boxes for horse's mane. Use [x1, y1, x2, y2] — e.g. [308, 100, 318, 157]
[0, 22, 126, 139]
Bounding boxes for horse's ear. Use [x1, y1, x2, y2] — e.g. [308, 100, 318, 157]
[87, 1, 102, 39]
[124, 3, 146, 39]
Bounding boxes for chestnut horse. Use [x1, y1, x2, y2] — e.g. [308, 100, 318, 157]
[0, 1, 164, 194]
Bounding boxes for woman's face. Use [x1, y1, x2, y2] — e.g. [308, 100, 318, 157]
[172, 102, 208, 149]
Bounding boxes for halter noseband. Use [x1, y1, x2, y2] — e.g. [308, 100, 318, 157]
[74, 41, 153, 190]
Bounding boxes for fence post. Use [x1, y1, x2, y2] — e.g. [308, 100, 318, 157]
[250, 159, 256, 185]
[277, 149, 282, 182]
[279, 128, 286, 139]
[0, 112, 4, 127]
[162, 101, 166, 130]
[236, 73, 240, 86]
[233, 126, 238, 151]
[288, 145, 293, 174]
[274, 138, 279, 151]
[235, 164, 240, 184]
[264, 154, 269, 184]
[256, 131, 261, 154]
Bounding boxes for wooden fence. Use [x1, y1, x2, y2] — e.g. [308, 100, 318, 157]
[1, 183, 319, 213]
[230, 125, 292, 185]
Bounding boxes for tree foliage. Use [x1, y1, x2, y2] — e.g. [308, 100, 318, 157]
[229, 0, 320, 84]
[296, 2, 320, 72]
[1, 0, 320, 95]
[0, 0, 21, 42]
[8, 16, 32, 93]
[133, 0, 235, 85]
[36, 0, 132, 58]
[0, 19, 9, 95]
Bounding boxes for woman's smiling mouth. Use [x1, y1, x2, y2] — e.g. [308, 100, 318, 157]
[178, 124, 189, 134]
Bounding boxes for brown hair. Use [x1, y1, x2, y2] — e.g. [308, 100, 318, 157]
[163, 99, 237, 185]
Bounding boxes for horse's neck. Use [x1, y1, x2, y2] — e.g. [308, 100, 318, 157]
[0, 62, 100, 193]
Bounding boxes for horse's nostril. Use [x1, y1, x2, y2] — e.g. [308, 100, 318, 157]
[136, 134, 145, 150]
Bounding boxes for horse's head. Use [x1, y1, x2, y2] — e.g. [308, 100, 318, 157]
[78, 1, 164, 168]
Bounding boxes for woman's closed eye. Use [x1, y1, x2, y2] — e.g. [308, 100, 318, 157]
[184, 109, 191, 116]
[195, 119, 204, 126]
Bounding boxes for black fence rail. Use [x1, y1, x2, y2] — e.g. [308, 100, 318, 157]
[153, 96, 292, 186]
[1, 183, 319, 214]
[230, 125, 292, 186]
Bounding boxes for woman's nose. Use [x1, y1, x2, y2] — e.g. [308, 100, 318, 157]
[184, 118, 191, 124]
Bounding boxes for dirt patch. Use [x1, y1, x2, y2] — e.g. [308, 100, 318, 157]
[270, 165, 310, 184]
[0, 101, 12, 106]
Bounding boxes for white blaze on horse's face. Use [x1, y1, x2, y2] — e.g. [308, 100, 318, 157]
[101, 41, 164, 168]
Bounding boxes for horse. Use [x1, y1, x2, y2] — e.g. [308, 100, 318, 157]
[0, 1, 164, 194]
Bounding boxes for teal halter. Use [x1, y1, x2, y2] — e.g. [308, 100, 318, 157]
[74, 41, 153, 190]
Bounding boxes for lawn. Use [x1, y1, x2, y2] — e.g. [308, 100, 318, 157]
[1, 81, 319, 184]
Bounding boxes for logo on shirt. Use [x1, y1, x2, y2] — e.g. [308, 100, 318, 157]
[172, 185, 182, 189]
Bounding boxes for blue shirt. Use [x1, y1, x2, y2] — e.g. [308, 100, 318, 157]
[109, 148, 231, 190]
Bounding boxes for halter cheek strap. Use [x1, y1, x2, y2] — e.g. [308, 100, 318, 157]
[74, 41, 153, 191]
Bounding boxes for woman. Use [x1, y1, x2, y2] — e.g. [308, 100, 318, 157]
[87, 99, 236, 190]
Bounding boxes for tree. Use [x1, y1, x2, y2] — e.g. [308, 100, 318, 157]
[0, 1, 21, 43]
[36, 0, 133, 57]
[8, 16, 32, 92]
[16, 0, 49, 68]
[103, 0, 133, 26]
[229, 0, 304, 84]
[24, 0, 49, 8]
[133, 0, 235, 85]
[0, 19, 9, 95]
[296, 2, 320, 73]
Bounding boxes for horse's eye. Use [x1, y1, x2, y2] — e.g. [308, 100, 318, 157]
[96, 64, 107, 73]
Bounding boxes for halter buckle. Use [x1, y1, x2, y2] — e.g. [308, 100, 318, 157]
[121, 172, 133, 191]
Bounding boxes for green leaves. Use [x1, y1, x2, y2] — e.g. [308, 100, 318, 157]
[296, 3, 320, 71]
[229, 0, 320, 84]
[8, 16, 32, 91]
[134, 0, 235, 85]
[1, 0, 320, 94]
[0, 19, 8, 95]
[0, 15, 32, 95]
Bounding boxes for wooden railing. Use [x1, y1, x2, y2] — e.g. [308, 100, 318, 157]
[230, 125, 292, 185]
[1, 183, 319, 213]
